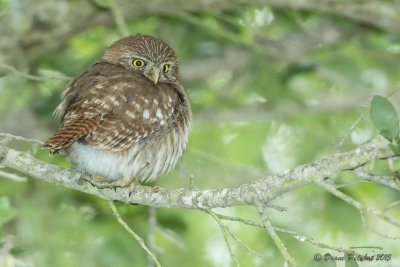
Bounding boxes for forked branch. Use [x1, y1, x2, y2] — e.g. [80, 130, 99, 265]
[1, 132, 400, 266]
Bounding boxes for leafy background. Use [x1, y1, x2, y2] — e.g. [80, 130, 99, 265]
[1, 0, 400, 266]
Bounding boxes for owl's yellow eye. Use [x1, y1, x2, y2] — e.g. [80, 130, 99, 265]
[132, 59, 145, 68]
[163, 64, 169, 73]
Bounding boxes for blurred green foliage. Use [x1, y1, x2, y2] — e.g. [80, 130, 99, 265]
[1, 1, 400, 266]
[370, 95, 399, 141]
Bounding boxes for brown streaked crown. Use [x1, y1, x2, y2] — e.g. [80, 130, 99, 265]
[102, 34, 180, 83]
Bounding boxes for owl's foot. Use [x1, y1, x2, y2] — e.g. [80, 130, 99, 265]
[123, 179, 140, 197]
[114, 177, 139, 198]
[87, 176, 119, 191]
[92, 174, 115, 184]
[89, 174, 118, 189]
[89, 175, 139, 195]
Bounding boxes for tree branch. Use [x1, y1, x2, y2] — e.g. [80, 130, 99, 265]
[257, 206, 297, 266]
[214, 212, 364, 257]
[1, 133, 399, 265]
[0, 133, 396, 209]
[108, 201, 161, 267]
[206, 210, 240, 266]
[315, 178, 400, 239]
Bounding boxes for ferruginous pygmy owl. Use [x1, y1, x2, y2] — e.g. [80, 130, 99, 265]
[42, 34, 192, 190]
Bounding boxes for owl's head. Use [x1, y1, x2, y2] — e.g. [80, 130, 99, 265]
[102, 34, 179, 84]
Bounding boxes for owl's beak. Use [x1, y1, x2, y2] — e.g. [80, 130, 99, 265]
[150, 66, 160, 84]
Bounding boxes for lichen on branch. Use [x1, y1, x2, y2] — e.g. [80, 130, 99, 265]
[0, 133, 396, 209]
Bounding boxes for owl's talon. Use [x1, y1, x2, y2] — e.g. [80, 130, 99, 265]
[128, 180, 139, 197]
[89, 174, 121, 189]
[88, 175, 139, 194]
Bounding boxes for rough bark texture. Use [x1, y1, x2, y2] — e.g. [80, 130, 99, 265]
[0, 134, 397, 209]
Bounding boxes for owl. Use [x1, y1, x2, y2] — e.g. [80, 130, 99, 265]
[42, 34, 192, 190]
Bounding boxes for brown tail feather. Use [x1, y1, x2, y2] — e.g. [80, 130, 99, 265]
[42, 116, 100, 156]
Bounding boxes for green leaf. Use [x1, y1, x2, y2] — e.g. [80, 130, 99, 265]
[281, 62, 317, 83]
[392, 158, 400, 171]
[90, 0, 110, 9]
[389, 143, 400, 154]
[10, 246, 32, 256]
[370, 95, 399, 140]
[345, 252, 359, 267]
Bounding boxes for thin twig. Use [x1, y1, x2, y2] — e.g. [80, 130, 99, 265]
[334, 116, 363, 152]
[316, 178, 400, 239]
[214, 213, 363, 257]
[205, 210, 240, 267]
[107, 0, 130, 36]
[207, 210, 261, 257]
[0, 170, 27, 182]
[266, 203, 288, 212]
[334, 179, 369, 189]
[368, 147, 379, 172]
[384, 200, 400, 213]
[0, 133, 44, 145]
[223, 226, 261, 258]
[387, 158, 400, 179]
[385, 89, 398, 99]
[0, 63, 72, 81]
[256, 206, 297, 267]
[215, 213, 265, 228]
[108, 201, 161, 267]
[367, 207, 400, 227]
[359, 209, 400, 240]
[355, 167, 400, 191]
[274, 227, 363, 257]
[147, 207, 158, 267]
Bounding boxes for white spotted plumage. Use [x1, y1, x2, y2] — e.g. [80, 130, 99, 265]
[44, 34, 191, 185]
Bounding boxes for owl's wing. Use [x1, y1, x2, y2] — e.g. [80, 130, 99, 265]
[42, 116, 101, 156]
[42, 113, 156, 155]
[84, 114, 156, 152]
